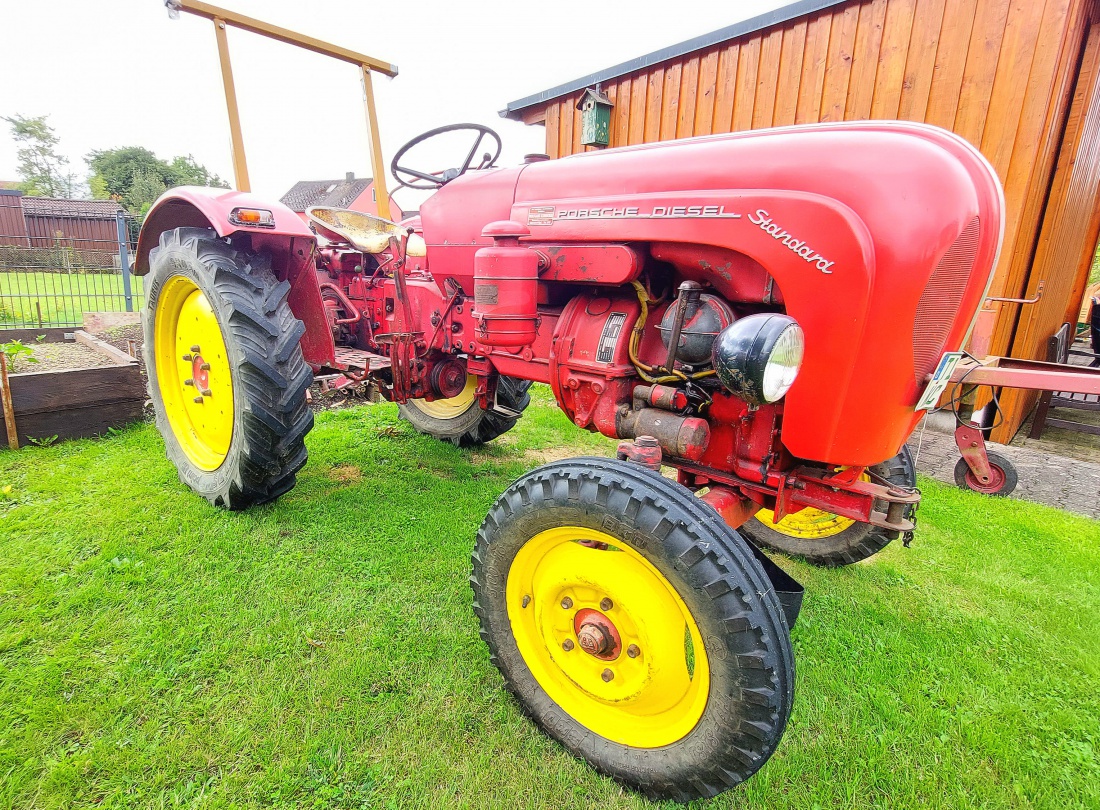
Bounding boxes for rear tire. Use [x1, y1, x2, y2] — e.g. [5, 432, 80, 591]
[471, 457, 794, 801]
[739, 447, 916, 567]
[143, 227, 313, 509]
[399, 375, 531, 446]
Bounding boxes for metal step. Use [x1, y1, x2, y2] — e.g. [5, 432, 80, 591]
[332, 346, 390, 372]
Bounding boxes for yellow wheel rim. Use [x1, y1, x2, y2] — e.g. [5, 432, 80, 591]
[507, 526, 710, 748]
[413, 374, 476, 419]
[756, 471, 870, 538]
[154, 275, 234, 471]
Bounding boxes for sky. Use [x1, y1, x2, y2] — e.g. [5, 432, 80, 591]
[0, 0, 788, 211]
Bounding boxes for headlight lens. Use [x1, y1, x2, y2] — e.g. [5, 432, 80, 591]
[761, 322, 805, 402]
[711, 314, 805, 405]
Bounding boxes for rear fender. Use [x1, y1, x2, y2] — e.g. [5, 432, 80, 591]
[135, 187, 334, 368]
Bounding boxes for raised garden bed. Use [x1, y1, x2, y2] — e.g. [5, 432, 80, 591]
[1, 327, 144, 447]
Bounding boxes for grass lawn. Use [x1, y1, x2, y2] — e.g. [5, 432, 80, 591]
[0, 272, 145, 328]
[0, 386, 1097, 809]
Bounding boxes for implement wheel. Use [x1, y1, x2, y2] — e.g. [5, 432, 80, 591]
[471, 457, 794, 801]
[398, 375, 530, 446]
[142, 228, 314, 509]
[953, 450, 1017, 496]
[740, 447, 916, 567]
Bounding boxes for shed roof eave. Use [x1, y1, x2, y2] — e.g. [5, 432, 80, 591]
[500, 0, 850, 120]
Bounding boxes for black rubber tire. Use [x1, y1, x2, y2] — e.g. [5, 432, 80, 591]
[953, 450, 1018, 496]
[739, 446, 917, 567]
[398, 376, 531, 446]
[471, 457, 794, 802]
[143, 227, 314, 509]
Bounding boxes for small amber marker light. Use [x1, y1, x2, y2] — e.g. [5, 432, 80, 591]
[229, 207, 276, 227]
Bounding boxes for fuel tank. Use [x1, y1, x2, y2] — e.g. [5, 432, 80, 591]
[419, 122, 1004, 466]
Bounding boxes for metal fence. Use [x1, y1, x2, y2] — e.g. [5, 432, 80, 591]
[0, 204, 142, 329]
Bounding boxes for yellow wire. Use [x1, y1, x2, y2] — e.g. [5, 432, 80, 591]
[628, 281, 716, 384]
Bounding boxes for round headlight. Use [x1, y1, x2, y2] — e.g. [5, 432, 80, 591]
[711, 314, 805, 405]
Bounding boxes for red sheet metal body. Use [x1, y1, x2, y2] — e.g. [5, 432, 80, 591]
[419, 122, 1003, 466]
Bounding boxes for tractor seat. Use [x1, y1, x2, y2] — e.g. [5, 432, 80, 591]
[306, 206, 427, 257]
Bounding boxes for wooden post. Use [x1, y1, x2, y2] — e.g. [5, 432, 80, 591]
[0, 352, 18, 450]
[171, 1, 397, 200]
[361, 66, 391, 220]
[213, 17, 251, 192]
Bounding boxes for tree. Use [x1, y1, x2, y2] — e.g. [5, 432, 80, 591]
[87, 147, 172, 200]
[2, 114, 78, 198]
[87, 147, 229, 218]
[125, 168, 168, 218]
[168, 155, 229, 188]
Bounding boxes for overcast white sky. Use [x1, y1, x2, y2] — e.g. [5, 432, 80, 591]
[1, 0, 787, 210]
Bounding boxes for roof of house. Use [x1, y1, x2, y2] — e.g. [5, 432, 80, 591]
[280, 177, 373, 213]
[20, 197, 123, 219]
[501, 0, 848, 120]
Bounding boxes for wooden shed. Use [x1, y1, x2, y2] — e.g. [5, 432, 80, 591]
[19, 197, 123, 254]
[0, 190, 29, 247]
[503, 0, 1100, 443]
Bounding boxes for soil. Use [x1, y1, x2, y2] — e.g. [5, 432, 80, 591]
[17, 341, 115, 374]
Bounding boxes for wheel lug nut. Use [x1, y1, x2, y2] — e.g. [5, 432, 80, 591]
[184, 378, 194, 386]
[627, 644, 640, 658]
[562, 639, 574, 651]
[182, 354, 192, 362]
[600, 598, 613, 611]
[521, 595, 530, 608]
[601, 669, 614, 682]
[200, 388, 212, 397]
[560, 597, 573, 609]
[193, 396, 204, 404]
[190, 345, 201, 353]
[200, 363, 211, 371]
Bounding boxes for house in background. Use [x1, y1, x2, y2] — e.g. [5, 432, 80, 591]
[502, 0, 1100, 443]
[280, 172, 402, 223]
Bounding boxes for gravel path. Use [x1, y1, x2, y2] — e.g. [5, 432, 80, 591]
[908, 422, 1100, 520]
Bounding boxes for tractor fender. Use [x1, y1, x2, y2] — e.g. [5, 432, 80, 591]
[135, 186, 335, 369]
[133, 186, 313, 275]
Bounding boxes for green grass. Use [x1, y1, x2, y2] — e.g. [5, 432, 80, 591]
[0, 271, 144, 327]
[1, 386, 1097, 809]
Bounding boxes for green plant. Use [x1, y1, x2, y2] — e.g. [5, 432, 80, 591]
[26, 435, 58, 447]
[1, 340, 38, 372]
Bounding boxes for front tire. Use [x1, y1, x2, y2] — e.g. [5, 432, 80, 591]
[471, 457, 794, 801]
[398, 374, 531, 446]
[739, 447, 917, 567]
[142, 228, 314, 509]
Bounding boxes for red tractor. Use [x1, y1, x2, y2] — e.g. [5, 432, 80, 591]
[133, 120, 1003, 800]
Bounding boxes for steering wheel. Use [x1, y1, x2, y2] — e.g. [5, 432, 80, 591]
[390, 123, 503, 190]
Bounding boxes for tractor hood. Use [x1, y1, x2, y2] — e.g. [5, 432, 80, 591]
[420, 121, 1004, 465]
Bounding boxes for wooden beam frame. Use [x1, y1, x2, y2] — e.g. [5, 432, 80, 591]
[172, 0, 398, 74]
[169, 0, 396, 215]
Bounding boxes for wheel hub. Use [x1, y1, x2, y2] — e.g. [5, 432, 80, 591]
[573, 608, 621, 660]
[191, 352, 211, 392]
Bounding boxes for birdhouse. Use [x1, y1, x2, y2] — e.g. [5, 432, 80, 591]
[578, 87, 612, 147]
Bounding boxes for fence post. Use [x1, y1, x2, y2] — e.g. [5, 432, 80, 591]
[116, 211, 134, 312]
